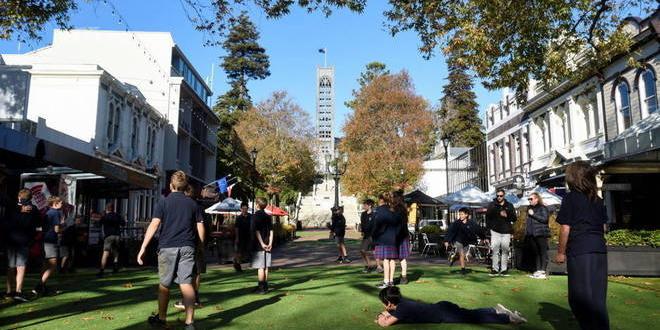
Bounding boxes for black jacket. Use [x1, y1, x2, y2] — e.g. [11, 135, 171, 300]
[6, 200, 40, 247]
[486, 199, 517, 234]
[331, 214, 346, 237]
[526, 204, 550, 237]
[445, 219, 486, 245]
[359, 211, 374, 239]
[371, 205, 398, 246]
[393, 207, 409, 245]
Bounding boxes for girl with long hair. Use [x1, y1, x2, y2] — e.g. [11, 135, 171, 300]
[554, 161, 609, 330]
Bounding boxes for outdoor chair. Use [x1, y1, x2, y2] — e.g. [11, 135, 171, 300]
[421, 233, 439, 257]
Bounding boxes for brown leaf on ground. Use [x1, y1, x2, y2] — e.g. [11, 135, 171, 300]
[415, 280, 430, 284]
[482, 291, 494, 295]
[624, 300, 640, 305]
[81, 317, 95, 321]
[123, 283, 134, 288]
[511, 287, 523, 293]
[102, 314, 114, 320]
[214, 305, 223, 311]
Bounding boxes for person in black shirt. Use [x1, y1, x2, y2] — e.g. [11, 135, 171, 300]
[444, 207, 487, 275]
[525, 192, 550, 279]
[5, 189, 40, 302]
[391, 191, 410, 285]
[359, 199, 376, 273]
[137, 171, 205, 330]
[554, 161, 609, 330]
[96, 203, 125, 277]
[251, 197, 273, 294]
[485, 188, 517, 276]
[372, 193, 398, 288]
[330, 206, 350, 263]
[375, 286, 526, 327]
[33, 196, 63, 296]
[233, 202, 252, 272]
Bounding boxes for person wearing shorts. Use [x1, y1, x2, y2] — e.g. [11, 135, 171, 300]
[444, 207, 488, 275]
[33, 196, 63, 296]
[96, 203, 125, 277]
[331, 206, 350, 263]
[251, 197, 273, 294]
[6, 189, 39, 302]
[137, 171, 205, 330]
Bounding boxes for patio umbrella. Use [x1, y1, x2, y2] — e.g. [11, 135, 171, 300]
[205, 197, 243, 214]
[515, 186, 563, 208]
[436, 184, 491, 206]
[265, 205, 289, 216]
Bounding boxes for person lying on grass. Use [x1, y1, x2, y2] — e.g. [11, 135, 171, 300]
[374, 286, 527, 327]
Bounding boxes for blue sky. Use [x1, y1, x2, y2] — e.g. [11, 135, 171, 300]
[0, 0, 501, 137]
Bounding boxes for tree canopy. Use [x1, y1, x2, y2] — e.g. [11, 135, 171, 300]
[234, 91, 316, 198]
[438, 53, 484, 148]
[342, 71, 435, 197]
[7, 1, 653, 97]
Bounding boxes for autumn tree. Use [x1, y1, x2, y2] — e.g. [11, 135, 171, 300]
[438, 53, 484, 147]
[234, 91, 316, 205]
[342, 71, 435, 197]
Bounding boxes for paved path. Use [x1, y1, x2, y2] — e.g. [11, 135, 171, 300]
[210, 229, 451, 270]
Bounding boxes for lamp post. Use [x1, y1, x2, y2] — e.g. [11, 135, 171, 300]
[250, 147, 258, 212]
[441, 135, 451, 195]
[325, 150, 348, 209]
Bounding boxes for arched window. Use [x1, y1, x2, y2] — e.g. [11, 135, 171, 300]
[615, 81, 632, 133]
[639, 68, 657, 118]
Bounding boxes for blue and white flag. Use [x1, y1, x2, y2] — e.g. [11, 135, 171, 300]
[216, 177, 228, 193]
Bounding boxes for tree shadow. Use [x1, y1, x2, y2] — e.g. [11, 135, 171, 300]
[538, 302, 578, 330]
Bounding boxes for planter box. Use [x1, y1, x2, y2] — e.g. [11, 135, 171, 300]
[518, 243, 660, 276]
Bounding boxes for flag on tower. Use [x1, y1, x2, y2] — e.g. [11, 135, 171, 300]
[318, 48, 326, 54]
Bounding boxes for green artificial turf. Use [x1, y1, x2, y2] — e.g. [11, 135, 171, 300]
[1, 264, 658, 329]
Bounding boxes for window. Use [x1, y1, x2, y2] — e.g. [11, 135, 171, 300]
[146, 125, 156, 164]
[131, 116, 139, 159]
[107, 102, 121, 149]
[615, 81, 632, 132]
[639, 68, 657, 118]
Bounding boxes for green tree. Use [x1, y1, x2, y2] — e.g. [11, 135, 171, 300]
[438, 53, 484, 148]
[0, 0, 77, 42]
[346, 61, 390, 109]
[213, 11, 270, 188]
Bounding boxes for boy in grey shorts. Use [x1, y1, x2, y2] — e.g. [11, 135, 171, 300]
[251, 197, 273, 294]
[6, 189, 39, 302]
[137, 171, 205, 330]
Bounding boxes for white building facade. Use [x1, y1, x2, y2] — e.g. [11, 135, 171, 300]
[1, 29, 219, 225]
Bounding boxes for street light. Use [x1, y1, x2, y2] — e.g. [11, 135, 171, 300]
[441, 135, 451, 195]
[325, 151, 348, 209]
[250, 147, 258, 212]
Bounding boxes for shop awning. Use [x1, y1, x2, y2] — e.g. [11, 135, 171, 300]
[0, 125, 157, 189]
[604, 112, 660, 161]
[404, 189, 443, 206]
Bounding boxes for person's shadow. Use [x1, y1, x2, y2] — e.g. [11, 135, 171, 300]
[538, 302, 579, 330]
[204, 293, 285, 326]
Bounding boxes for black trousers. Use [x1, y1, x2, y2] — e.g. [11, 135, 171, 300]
[528, 236, 548, 271]
[567, 253, 609, 330]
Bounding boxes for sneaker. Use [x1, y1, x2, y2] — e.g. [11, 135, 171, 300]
[499, 270, 510, 277]
[343, 257, 352, 263]
[336, 256, 343, 263]
[399, 277, 409, 285]
[184, 322, 196, 330]
[495, 303, 513, 315]
[13, 292, 29, 303]
[147, 314, 167, 328]
[534, 272, 548, 280]
[174, 301, 185, 309]
[31, 283, 44, 296]
[489, 269, 499, 277]
[495, 304, 527, 324]
[449, 254, 457, 267]
[376, 282, 390, 289]
[362, 266, 370, 273]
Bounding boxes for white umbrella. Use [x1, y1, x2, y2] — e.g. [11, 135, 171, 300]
[515, 186, 563, 207]
[436, 184, 491, 206]
[205, 197, 244, 214]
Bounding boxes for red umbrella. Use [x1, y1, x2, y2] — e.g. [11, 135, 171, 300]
[265, 205, 288, 216]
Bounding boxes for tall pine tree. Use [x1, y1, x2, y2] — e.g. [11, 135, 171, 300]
[438, 54, 484, 148]
[213, 12, 270, 190]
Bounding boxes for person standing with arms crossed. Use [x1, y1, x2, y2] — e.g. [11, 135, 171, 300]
[233, 202, 252, 272]
[525, 192, 550, 279]
[486, 188, 516, 276]
[5, 189, 40, 302]
[331, 206, 350, 263]
[553, 161, 609, 330]
[137, 171, 205, 330]
[252, 197, 273, 294]
[96, 202, 125, 277]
